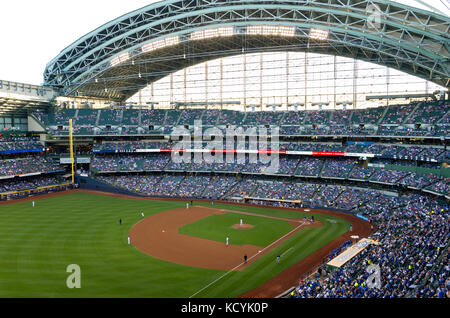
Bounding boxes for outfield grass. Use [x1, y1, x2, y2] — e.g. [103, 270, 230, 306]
[179, 212, 296, 247]
[0, 192, 349, 298]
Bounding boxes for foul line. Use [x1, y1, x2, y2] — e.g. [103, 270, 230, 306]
[189, 220, 306, 298]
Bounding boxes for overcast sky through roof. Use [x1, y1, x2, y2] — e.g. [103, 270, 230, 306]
[0, 0, 448, 86]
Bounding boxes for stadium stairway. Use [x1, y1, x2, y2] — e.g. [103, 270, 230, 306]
[95, 110, 101, 126]
[118, 109, 124, 124]
[291, 158, 303, 177]
[426, 239, 450, 289]
[137, 109, 142, 126]
[403, 102, 423, 124]
[437, 108, 450, 124]
[377, 106, 390, 125]
[278, 111, 288, 125]
[174, 111, 183, 126]
[217, 179, 240, 201]
[198, 109, 207, 123]
[318, 160, 327, 178]
[241, 112, 249, 126]
[74, 109, 80, 124]
[162, 110, 169, 126]
[348, 109, 355, 123]
[292, 160, 303, 176]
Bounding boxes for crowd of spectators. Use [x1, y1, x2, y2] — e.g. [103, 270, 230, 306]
[225, 179, 259, 198]
[398, 172, 436, 190]
[33, 101, 449, 139]
[92, 140, 449, 165]
[98, 109, 122, 125]
[425, 177, 449, 196]
[291, 192, 448, 298]
[202, 175, 239, 200]
[178, 109, 204, 125]
[348, 166, 375, 180]
[381, 103, 416, 124]
[122, 110, 140, 126]
[295, 158, 325, 176]
[0, 155, 62, 177]
[321, 159, 356, 179]
[0, 176, 63, 194]
[330, 110, 352, 125]
[407, 101, 449, 124]
[201, 109, 220, 125]
[369, 169, 410, 184]
[91, 154, 171, 172]
[90, 149, 449, 198]
[0, 137, 43, 152]
[97, 174, 164, 196]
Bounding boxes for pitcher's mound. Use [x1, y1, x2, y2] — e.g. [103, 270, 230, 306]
[232, 224, 254, 230]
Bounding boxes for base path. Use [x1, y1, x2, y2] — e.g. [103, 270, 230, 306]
[129, 206, 319, 271]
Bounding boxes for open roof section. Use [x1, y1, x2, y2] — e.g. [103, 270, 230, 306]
[44, 0, 450, 101]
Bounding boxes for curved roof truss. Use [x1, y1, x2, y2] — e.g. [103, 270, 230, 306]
[44, 0, 450, 101]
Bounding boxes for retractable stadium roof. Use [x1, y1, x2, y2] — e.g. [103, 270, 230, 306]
[44, 0, 450, 102]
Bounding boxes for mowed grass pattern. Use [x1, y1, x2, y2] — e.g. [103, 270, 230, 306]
[179, 213, 296, 247]
[0, 192, 349, 298]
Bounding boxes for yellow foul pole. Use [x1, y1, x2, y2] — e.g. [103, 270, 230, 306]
[69, 119, 75, 184]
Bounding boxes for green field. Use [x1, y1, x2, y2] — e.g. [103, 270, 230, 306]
[179, 212, 296, 247]
[0, 192, 349, 298]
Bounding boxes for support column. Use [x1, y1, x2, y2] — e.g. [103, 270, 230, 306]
[334, 55, 337, 109]
[260, 53, 263, 110]
[286, 52, 290, 110]
[353, 60, 358, 109]
[151, 83, 154, 104]
[304, 52, 308, 110]
[244, 54, 247, 110]
[170, 73, 174, 107]
[220, 57, 223, 109]
[184, 68, 187, 103]
[205, 61, 209, 104]
[386, 66, 390, 107]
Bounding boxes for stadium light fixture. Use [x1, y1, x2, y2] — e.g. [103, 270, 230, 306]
[309, 28, 329, 41]
[247, 25, 295, 37]
[190, 27, 234, 41]
[110, 52, 130, 67]
[142, 36, 180, 53]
